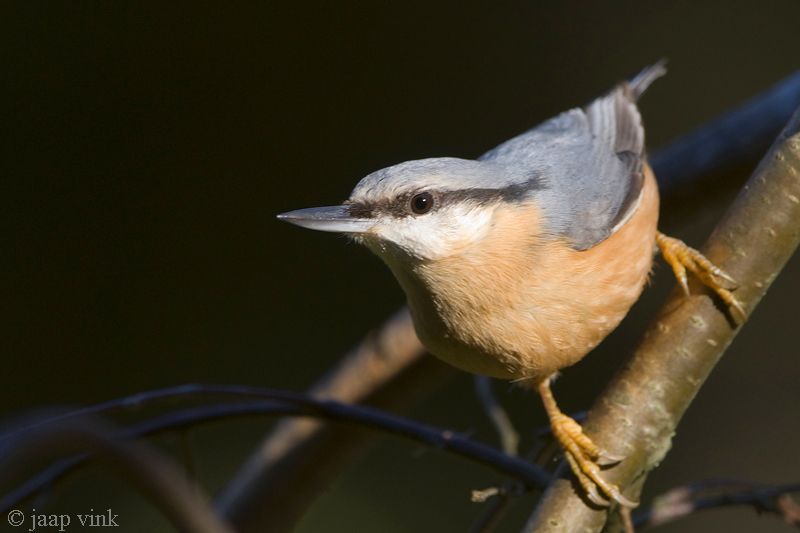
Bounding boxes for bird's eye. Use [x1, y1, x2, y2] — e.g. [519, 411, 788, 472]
[409, 191, 434, 215]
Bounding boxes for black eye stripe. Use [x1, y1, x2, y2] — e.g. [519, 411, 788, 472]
[346, 175, 543, 219]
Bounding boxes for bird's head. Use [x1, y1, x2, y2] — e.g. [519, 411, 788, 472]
[278, 157, 540, 266]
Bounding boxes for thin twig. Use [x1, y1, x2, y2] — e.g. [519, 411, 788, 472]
[469, 483, 526, 533]
[0, 383, 276, 440]
[466, 409, 587, 533]
[0, 393, 551, 512]
[633, 480, 800, 529]
[475, 375, 519, 457]
[0, 416, 234, 533]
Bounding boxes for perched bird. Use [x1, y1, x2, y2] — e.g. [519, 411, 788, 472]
[278, 63, 743, 508]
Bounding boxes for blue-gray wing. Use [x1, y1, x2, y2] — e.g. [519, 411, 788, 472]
[479, 63, 665, 250]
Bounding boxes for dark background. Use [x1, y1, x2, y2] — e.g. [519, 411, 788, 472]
[2, 2, 800, 532]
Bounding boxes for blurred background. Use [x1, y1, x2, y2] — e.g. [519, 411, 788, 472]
[1, 2, 800, 532]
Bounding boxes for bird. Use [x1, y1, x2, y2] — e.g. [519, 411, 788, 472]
[277, 62, 744, 508]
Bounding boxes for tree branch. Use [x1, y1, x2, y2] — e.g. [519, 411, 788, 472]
[524, 104, 800, 531]
[475, 375, 520, 456]
[0, 416, 235, 533]
[651, 68, 800, 193]
[1, 387, 551, 513]
[215, 307, 453, 533]
[633, 480, 800, 529]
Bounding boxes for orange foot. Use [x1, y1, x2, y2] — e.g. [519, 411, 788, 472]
[537, 378, 637, 508]
[655, 231, 746, 324]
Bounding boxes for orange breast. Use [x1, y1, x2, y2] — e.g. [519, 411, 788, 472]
[405, 164, 660, 383]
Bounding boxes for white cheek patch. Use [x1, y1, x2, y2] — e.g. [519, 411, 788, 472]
[374, 204, 495, 260]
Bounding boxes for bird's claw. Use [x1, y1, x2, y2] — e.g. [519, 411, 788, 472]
[552, 413, 637, 508]
[655, 231, 746, 324]
[596, 450, 626, 466]
[538, 380, 638, 509]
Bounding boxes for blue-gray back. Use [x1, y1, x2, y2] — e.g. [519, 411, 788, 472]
[480, 63, 664, 250]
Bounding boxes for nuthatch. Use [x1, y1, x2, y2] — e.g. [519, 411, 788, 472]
[278, 63, 744, 508]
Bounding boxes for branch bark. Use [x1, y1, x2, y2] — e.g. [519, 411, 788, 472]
[524, 105, 800, 532]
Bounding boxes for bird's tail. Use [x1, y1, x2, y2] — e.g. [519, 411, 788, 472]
[629, 59, 668, 101]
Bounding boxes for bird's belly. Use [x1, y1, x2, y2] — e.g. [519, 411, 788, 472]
[408, 166, 660, 383]
[410, 257, 650, 383]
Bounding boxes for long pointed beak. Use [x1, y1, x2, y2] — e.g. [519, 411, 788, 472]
[277, 205, 374, 234]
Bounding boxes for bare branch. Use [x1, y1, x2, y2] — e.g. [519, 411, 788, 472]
[650, 68, 800, 193]
[475, 375, 520, 457]
[1, 388, 551, 513]
[0, 416, 234, 533]
[524, 105, 800, 532]
[215, 307, 454, 533]
[469, 483, 526, 533]
[633, 480, 800, 529]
